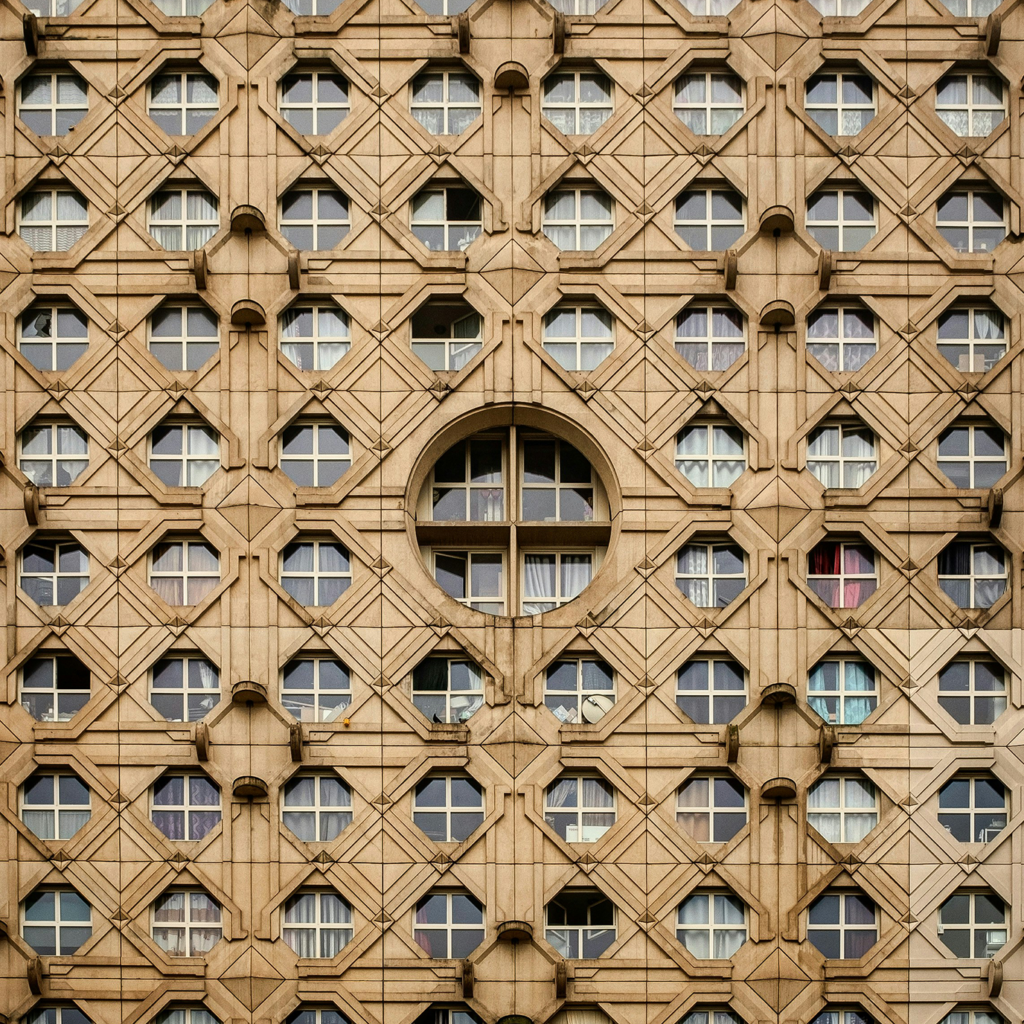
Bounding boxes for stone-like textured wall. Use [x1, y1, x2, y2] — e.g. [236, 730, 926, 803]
[1, 1, 1022, 1024]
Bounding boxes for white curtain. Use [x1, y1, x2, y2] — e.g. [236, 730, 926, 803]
[561, 555, 592, 602]
[522, 554, 555, 614]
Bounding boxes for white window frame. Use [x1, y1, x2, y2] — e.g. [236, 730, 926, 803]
[23, 0, 84, 13]
[938, 541, 1007, 608]
[806, 189, 877, 251]
[411, 657, 485, 723]
[149, 422, 220, 487]
[149, 538, 221, 607]
[544, 891, 617, 959]
[807, 658, 878, 725]
[19, 71, 88, 136]
[151, 774, 222, 842]
[148, 188, 219, 251]
[936, 73, 1005, 137]
[281, 0, 343, 14]
[542, 70, 613, 136]
[279, 421, 352, 488]
[432, 550, 506, 614]
[429, 437, 505, 521]
[807, 775, 878, 843]
[938, 659, 1007, 725]
[280, 539, 352, 607]
[20, 772, 91, 841]
[939, 1012, 1004, 1024]
[676, 891, 747, 959]
[149, 655, 220, 723]
[676, 774, 748, 843]
[936, 191, 1006, 254]
[678, 0, 740, 13]
[810, 1010, 875, 1024]
[937, 306, 1006, 372]
[806, 306, 877, 373]
[521, 437, 595, 520]
[676, 658, 747, 725]
[279, 187, 350, 251]
[808, 0, 870, 13]
[674, 187, 745, 251]
[148, 303, 219, 373]
[18, 303, 89, 372]
[675, 422, 746, 488]
[543, 658, 615, 724]
[282, 891, 353, 958]
[411, 186, 482, 252]
[938, 892, 1007, 959]
[675, 303, 745, 371]
[152, 0, 215, 14]
[20, 654, 91, 722]
[413, 891, 485, 958]
[155, 1008, 221, 1024]
[411, 305, 483, 371]
[521, 550, 593, 613]
[544, 775, 616, 843]
[148, 71, 218, 136]
[937, 423, 1007, 488]
[807, 891, 878, 959]
[541, 304, 614, 372]
[806, 423, 877, 489]
[807, 541, 878, 609]
[411, 69, 482, 136]
[939, 775, 1007, 844]
[19, 421, 88, 487]
[280, 302, 351, 371]
[413, 774, 485, 842]
[281, 657, 352, 722]
[805, 72, 875, 136]
[25, 1006, 95, 1024]
[18, 189, 88, 252]
[152, 890, 223, 957]
[21, 889, 92, 955]
[673, 70, 744, 136]
[674, 541, 747, 607]
[282, 773, 353, 842]
[542, 187, 614, 251]
[280, 69, 350, 136]
[20, 539, 89, 607]
[937, 0, 999, 14]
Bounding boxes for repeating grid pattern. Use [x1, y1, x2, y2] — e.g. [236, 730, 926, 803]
[1, 4, 1022, 1024]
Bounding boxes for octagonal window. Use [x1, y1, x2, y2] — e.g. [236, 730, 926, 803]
[22, 889, 91, 954]
[808, 890, 877, 959]
[149, 188, 218, 251]
[543, 187, 613, 250]
[546, 890, 615, 958]
[149, 70, 218, 136]
[412, 656, 483, 723]
[938, 658, 1006, 724]
[150, 420, 220, 487]
[412, 68, 481, 135]
[283, 890, 353, 957]
[807, 189, 875, 251]
[414, 891, 484, 958]
[149, 303, 219, 372]
[281, 538, 351, 606]
[20, 653, 90, 721]
[938, 538, 1007, 608]
[283, 773, 352, 841]
[808, 422, 876, 488]
[676, 422, 745, 487]
[543, 69, 612, 135]
[677, 891, 746, 958]
[677, 657, 746, 723]
[807, 306, 876, 372]
[280, 420, 351, 487]
[808, 540, 877, 608]
[282, 657, 351, 722]
[20, 538, 88, 606]
[19, 420, 88, 487]
[151, 773, 221, 841]
[808, 658, 876, 725]
[153, 889, 222, 956]
[675, 303, 745, 371]
[937, 72, 1005, 137]
[940, 774, 1006, 843]
[677, 774, 747, 843]
[674, 69, 744, 136]
[18, 302, 88, 371]
[19, 69, 87, 136]
[151, 655, 220, 722]
[21, 771, 90, 840]
[412, 300, 482, 371]
[545, 775, 615, 842]
[414, 775, 484, 842]
[809, 774, 877, 843]
[544, 657, 614, 723]
[19, 188, 88, 252]
[675, 187, 744, 251]
[675, 541, 746, 606]
[280, 302, 351, 371]
[938, 306, 1005, 372]
[806, 71, 874, 135]
[938, 891, 1006, 958]
[281, 69, 349, 136]
[150, 538, 220, 606]
[937, 190, 1005, 253]
[543, 303, 614, 371]
[281, 187, 350, 250]
[412, 185, 481, 251]
[937, 421, 1006, 488]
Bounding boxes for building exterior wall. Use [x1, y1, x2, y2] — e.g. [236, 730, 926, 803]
[1, 1, 1022, 1024]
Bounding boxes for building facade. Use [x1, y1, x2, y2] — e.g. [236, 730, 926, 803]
[1, 2, 1022, 1024]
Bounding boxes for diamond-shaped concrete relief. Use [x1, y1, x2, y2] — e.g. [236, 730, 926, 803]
[217, 947, 283, 1011]
[747, 947, 809, 1011]
[743, 6, 809, 70]
[217, 5, 280, 70]
[744, 478, 810, 542]
[216, 475, 282, 540]
[481, 713, 546, 776]
[480, 241, 545, 303]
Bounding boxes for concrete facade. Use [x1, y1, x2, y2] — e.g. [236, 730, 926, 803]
[2, 2, 1023, 1024]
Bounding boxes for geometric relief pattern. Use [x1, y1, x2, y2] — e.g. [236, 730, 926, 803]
[2, 3, 1022, 1024]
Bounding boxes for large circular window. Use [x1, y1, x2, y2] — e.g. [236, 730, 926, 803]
[410, 410, 616, 617]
